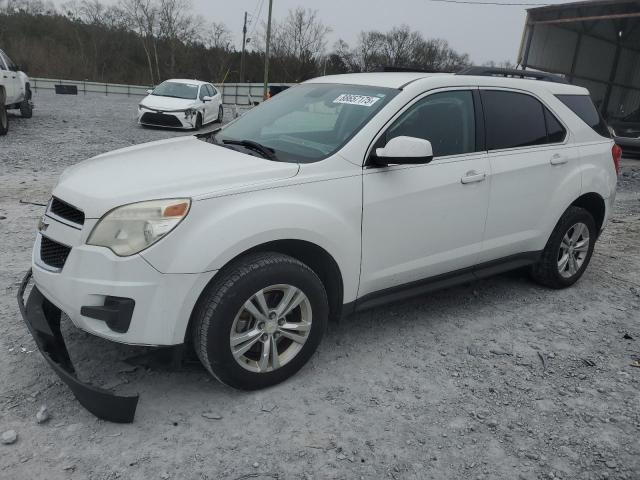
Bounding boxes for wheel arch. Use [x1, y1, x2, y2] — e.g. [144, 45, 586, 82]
[570, 192, 606, 232]
[184, 239, 346, 343]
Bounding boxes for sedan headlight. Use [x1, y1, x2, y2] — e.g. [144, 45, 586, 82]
[184, 108, 196, 118]
[87, 198, 191, 256]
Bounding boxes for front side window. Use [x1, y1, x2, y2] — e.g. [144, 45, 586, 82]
[379, 90, 476, 157]
[482, 90, 549, 150]
[216, 83, 398, 163]
[151, 82, 199, 100]
[199, 85, 207, 100]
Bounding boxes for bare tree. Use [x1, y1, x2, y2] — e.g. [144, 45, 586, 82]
[207, 21, 232, 51]
[264, 7, 331, 81]
[120, 0, 160, 83]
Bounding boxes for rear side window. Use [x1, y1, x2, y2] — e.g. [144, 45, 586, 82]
[481, 90, 550, 150]
[555, 94, 610, 138]
[544, 109, 566, 143]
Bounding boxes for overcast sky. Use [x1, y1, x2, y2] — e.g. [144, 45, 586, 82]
[189, 0, 573, 64]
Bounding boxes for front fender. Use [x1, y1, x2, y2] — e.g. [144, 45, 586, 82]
[140, 175, 363, 302]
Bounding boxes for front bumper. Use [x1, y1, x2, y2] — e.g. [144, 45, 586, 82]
[138, 109, 195, 129]
[17, 270, 139, 423]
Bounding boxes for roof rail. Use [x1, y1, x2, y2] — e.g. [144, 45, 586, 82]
[456, 66, 568, 84]
[379, 66, 437, 73]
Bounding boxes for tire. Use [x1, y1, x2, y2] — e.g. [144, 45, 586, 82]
[192, 252, 328, 390]
[217, 105, 223, 123]
[194, 113, 202, 130]
[20, 100, 32, 118]
[0, 89, 7, 136]
[530, 206, 597, 289]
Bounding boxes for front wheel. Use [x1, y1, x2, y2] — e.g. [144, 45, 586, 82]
[194, 112, 202, 130]
[20, 100, 33, 118]
[191, 252, 328, 390]
[531, 206, 596, 289]
[217, 105, 224, 123]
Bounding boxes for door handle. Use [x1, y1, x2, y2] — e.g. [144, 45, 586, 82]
[461, 171, 486, 184]
[550, 153, 568, 165]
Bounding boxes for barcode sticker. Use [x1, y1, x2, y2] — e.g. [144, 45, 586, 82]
[333, 94, 381, 107]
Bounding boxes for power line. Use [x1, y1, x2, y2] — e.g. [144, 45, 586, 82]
[427, 0, 550, 6]
[248, 0, 265, 38]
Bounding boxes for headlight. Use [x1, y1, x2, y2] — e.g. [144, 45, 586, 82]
[138, 104, 146, 111]
[184, 108, 196, 118]
[87, 198, 191, 256]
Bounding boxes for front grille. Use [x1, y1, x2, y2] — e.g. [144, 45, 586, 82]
[40, 236, 71, 270]
[50, 197, 85, 225]
[141, 112, 183, 127]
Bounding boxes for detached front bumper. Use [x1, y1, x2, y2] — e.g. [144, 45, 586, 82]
[17, 270, 139, 423]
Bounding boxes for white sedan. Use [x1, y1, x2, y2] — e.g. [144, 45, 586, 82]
[138, 79, 223, 130]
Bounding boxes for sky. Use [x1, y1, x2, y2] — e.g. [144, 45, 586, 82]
[189, 0, 573, 65]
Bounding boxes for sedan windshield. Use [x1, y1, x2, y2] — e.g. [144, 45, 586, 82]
[152, 82, 199, 100]
[216, 84, 398, 163]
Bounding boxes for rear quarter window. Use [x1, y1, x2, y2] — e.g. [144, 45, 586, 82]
[555, 94, 611, 138]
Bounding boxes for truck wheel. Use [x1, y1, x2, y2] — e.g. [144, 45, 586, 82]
[20, 100, 33, 118]
[0, 88, 8, 136]
[192, 252, 328, 390]
[530, 206, 596, 289]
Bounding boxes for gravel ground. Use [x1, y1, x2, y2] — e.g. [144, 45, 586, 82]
[1, 91, 639, 480]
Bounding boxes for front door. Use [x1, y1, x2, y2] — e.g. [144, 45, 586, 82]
[359, 89, 491, 298]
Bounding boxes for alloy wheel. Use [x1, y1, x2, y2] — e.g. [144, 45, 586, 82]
[557, 222, 590, 278]
[229, 284, 312, 373]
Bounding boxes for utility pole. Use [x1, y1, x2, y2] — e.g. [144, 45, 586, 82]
[262, 0, 273, 100]
[240, 11, 248, 83]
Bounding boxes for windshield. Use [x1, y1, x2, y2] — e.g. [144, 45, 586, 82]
[216, 83, 398, 163]
[152, 82, 199, 100]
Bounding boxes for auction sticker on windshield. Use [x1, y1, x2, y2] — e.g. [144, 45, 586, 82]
[333, 94, 381, 107]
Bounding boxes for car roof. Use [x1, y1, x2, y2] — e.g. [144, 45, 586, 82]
[305, 72, 449, 89]
[304, 72, 587, 96]
[163, 79, 208, 86]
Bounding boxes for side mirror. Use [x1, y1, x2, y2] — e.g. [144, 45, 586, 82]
[372, 136, 434, 166]
[146, 89, 153, 94]
[202, 95, 213, 102]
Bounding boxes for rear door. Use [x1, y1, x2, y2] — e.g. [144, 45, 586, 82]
[478, 89, 581, 263]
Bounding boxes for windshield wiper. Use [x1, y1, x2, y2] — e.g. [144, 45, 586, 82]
[222, 139, 278, 161]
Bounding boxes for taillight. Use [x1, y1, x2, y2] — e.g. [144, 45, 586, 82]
[612, 144, 622, 175]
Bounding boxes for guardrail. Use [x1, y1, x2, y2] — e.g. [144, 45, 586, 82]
[30, 78, 293, 105]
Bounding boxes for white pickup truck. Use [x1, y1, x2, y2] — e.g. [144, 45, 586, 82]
[0, 48, 33, 135]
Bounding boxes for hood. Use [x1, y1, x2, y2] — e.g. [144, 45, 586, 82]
[53, 136, 299, 218]
[139, 95, 197, 111]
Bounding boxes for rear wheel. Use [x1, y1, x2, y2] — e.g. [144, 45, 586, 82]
[531, 206, 596, 289]
[192, 252, 328, 390]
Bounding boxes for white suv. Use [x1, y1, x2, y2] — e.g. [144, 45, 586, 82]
[19, 71, 618, 422]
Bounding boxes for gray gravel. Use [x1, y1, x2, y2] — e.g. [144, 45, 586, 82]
[1, 91, 639, 479]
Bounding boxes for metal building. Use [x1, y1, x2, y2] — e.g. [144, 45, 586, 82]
[519, 0, 640, 121]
